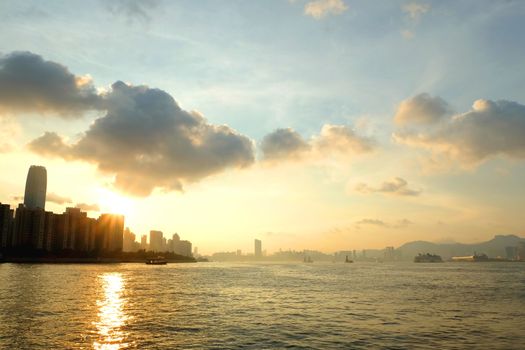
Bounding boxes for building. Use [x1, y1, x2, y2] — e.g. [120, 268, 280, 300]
[96, 214, 124, 253]
[0, 203, 13, 249]
[123, 227, 138, 252]
[140, 234, 148, 250]
[24, 165, 47, 210]
[12, 204, 45, 249]
[149, 230, 164, 252]
[505, 246, 518, 260]
[518, 242, 525, 261]
[179, 240, 192, 257]
[254, 239, 262, 258]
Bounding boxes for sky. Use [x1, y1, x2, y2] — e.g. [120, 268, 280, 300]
[0, 0, 524, 254]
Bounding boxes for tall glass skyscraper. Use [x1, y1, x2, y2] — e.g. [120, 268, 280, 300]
[24, 165, 47, 210]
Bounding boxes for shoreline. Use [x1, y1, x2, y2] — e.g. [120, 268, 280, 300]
[0, 257, 197, 264]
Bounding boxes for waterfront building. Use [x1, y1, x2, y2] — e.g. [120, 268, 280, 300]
[518, 242, 525, 261]
[96, 214, 124, 253]
[123, 227, 139, 252]
[254, 239, 262, 258]
[0, 203, 13, 249]
[149, 230, 164, 252]
[505, 246, 518, 260]
[140, 234, 148, 250]
[24, 165, 47, 210]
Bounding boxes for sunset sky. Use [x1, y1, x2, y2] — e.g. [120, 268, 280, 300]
[0, 0, 524, 254]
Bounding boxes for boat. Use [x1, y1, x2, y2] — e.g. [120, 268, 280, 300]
[345, 255, 353, 263]
[303, 256, 313, 263]
[414, 253, 443, 263]
[145, 256, 168, 265]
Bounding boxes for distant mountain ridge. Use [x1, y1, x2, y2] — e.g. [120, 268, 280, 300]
[397, 235, 525, 260]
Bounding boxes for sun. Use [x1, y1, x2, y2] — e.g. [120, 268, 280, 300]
[97, 189, 134, 217]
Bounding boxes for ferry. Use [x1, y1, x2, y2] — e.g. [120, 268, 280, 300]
[145, 256, 168, 265]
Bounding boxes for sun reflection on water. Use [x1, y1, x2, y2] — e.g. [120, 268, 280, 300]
[93, 273, 129, 350]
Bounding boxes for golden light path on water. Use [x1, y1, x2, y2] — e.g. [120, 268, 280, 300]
[93, 273, 129, 350]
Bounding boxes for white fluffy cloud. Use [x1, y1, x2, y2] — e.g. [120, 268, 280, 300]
[304, 0, 348, 19]
[394, 97, 525, 164]
[394, 93, 450, 125]
[261, 124, 375, 162]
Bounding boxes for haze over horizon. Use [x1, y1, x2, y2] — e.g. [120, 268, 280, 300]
[1, 0, 524, 254]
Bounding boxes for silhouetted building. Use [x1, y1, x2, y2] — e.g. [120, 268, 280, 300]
[96, 214, 124, 252]
[24, 165, 47, 210]
[149, 230, 164, 252]
[254, 239, 262, 258]
[0, 203, 13, 249]
[53, 212, 70, 251]
[43, 211, 55, 251]
[10, 204, 47, 249]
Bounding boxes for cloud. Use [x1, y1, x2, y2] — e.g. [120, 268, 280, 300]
[355, 177, 421, 196]
[402, 2, 430, 21]
[261, 124, 375, 163]
[356, 219, 388, 227]
[75, 202, 100, 212]
[29, 81, 255, 196]
[0, 51, 101, 116]
[355, 218, 413, 229]
[394, 98, 525, 164]
[304, 0, 348, 19]
[105, 0, 160, 23]
[394, 93, 450, 125]
[261, 128, 310, 161]
[400, 29, 415, 40]
[46, 192, 73, 205]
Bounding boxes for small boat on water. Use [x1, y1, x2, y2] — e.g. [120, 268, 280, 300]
[345, 255, 353, 263]
[304, 256, 313, 263]
[146, 256, 168, 265]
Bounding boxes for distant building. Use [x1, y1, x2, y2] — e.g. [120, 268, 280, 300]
[518, 242, 525, 261]
[254, 239, 262, 258]
[149, 230, 164, 252]
[24, 165, 47, 210]
[123, 227, 138, 252]
[140, 234, 148, 250]
[505, 246, 518, 260]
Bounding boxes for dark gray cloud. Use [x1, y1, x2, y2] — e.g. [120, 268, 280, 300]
[29, 81, 255, 196]
[394, 93, 450, 125]
[261, 124, 375, 163]
[394, 98, 525, 163]
[261, 128, 310, 161]
[355, 177, 421, 196]
[75, 203, 100, 212]
[0, 52, 101, 116]
[47, 192, 73, 205]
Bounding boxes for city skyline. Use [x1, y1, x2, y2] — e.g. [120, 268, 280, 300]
[0, 1, 524, 255]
